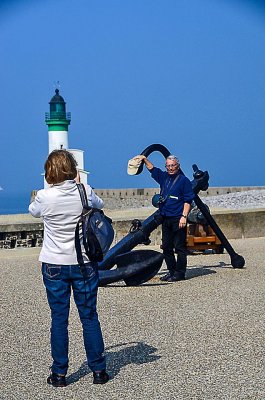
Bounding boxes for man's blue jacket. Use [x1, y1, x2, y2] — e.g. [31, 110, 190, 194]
[150, 167, 194, 217]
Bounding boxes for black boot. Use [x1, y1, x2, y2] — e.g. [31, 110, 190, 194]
[160, 272, 172, 281]
[47, 372, 66, 387]
[93, 370, 109, 384]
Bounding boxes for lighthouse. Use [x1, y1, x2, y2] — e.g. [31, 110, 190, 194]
[44, 89, 89, 187]
[45, 88, 70, 153]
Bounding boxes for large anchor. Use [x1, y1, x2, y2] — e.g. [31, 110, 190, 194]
[98, 144, 244, 286]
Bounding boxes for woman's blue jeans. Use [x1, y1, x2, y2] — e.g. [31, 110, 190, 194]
[42, 263, 106, 376]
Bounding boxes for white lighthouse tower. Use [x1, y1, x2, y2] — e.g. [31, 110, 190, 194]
[44, 89, 89, 187]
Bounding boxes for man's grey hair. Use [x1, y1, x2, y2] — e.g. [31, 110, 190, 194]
[166, 155, 179, 165]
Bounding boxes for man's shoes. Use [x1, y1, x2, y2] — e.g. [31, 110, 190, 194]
[160, 272, 185, 282]
[47, 372, 66, 387]
[160, 272, 172, 281]
[167, 274, 185, 282]
[93, 370, 109, 384]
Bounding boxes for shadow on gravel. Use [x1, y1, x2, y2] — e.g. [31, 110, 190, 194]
[66, 341, 160, 385]
[186, 267, 217, 280]
[101, 261, 232, 288]
[204, 261, 231, 269]
[105, 282, 167, 287]
[186, 261, 232, 279]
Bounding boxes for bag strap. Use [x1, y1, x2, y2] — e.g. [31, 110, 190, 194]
[160, 173, 181, 202]
[77, 183, 89, 208]
[75, 218, 85, 268]
[75, 183, 90, 270]
[82, 210, 93, 260]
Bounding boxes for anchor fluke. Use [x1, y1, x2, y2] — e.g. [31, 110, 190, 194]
[98, 250, 164, 286]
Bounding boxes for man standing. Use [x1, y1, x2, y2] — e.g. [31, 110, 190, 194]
[134, 154, 194, 282]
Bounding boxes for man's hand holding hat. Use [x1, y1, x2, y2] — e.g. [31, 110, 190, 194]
[127, 155, 145, 175]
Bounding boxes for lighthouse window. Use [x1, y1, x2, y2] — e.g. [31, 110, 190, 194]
[56, 104, 65, 113]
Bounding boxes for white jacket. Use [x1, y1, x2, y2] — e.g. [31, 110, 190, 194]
[29, 180, 104, 265]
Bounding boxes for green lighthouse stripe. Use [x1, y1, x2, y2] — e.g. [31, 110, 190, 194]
[46, 120, 70, 131]
[47, 125, 69, 131]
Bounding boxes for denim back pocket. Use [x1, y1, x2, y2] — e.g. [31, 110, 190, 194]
[42, 263, 62, 279]
[84, 264, 97, 280]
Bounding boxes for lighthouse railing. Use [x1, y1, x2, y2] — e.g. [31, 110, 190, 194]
[45, 112, 71, 121]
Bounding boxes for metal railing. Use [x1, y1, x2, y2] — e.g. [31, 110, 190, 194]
[45, 112, 71, 121]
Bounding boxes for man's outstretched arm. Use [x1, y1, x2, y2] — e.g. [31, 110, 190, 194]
[133, 155, 154, 170]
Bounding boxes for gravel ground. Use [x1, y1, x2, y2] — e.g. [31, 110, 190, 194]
[202, 190, 265, 210]
[103, 190, 265, 211]
[0, 238, 264, 400]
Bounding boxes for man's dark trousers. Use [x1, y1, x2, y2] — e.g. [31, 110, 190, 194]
[162, 216, 187, 278]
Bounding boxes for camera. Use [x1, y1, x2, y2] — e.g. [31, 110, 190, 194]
[152, 194, 166, 208]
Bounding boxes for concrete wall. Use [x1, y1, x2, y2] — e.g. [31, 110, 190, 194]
[94, 186, 265, 199]
[5, 186, 265, 249]
[0, 221, 43, 249]
[212, 209, 265, 239]
[30, 186, 265, 203]
[1, 208, 265, 250]
[106, 209, 265, 243]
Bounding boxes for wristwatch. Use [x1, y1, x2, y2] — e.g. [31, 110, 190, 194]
[181, 214, 187, 218]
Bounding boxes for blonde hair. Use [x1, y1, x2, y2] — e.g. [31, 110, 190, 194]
[45, 150, 77, 184]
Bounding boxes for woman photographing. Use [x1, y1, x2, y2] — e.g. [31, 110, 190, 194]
[29, 150, 109, 387]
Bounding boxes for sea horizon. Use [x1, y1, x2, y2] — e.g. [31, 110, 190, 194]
[0, 191, 31, 215]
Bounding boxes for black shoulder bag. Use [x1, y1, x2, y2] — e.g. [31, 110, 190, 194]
[75, 184, 114, 267]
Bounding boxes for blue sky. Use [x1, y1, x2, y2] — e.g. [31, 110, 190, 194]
[0, 0, 264, 195]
